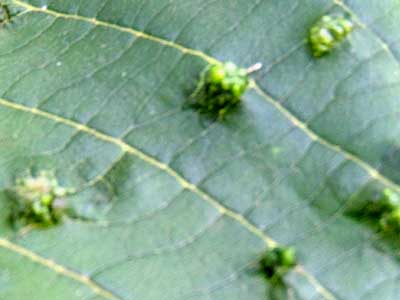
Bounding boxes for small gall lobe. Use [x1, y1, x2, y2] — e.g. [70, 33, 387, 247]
[260, 246, 297, 282]
[376, 189, 400, 233]
[363, 188, 400, 234]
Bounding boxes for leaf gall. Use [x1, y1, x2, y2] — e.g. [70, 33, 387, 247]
[0, 3, 10, 24]
[10, 171, 74, 227]
[191, 61, 261, 119]
[309, 15, 354, 57]
[260, 246, 297, 282]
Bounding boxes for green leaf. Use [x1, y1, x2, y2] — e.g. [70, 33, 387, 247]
[0, 0, 400, 299]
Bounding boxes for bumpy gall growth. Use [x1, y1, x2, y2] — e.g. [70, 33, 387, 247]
[260, 246, 297, 281]
[309, 15, 354, 57]
[192, 61, 261, 119]
[11, 171, 73, 227]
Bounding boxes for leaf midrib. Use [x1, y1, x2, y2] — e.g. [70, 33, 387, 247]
[3, 1, 398, 299]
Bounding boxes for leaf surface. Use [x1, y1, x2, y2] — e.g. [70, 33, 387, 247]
[0, 0, 400, 299]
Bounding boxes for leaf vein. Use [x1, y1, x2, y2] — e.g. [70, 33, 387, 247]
[0, 238, 123, 300]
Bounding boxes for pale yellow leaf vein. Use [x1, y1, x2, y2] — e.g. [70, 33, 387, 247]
[0, 238, 121, 300]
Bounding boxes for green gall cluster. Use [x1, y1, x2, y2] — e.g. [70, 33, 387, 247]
[309, 15, 354, 57]
[193, 62, 252, 119]
[260, 246, 297, 282]
[11, 171, 73, 227]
